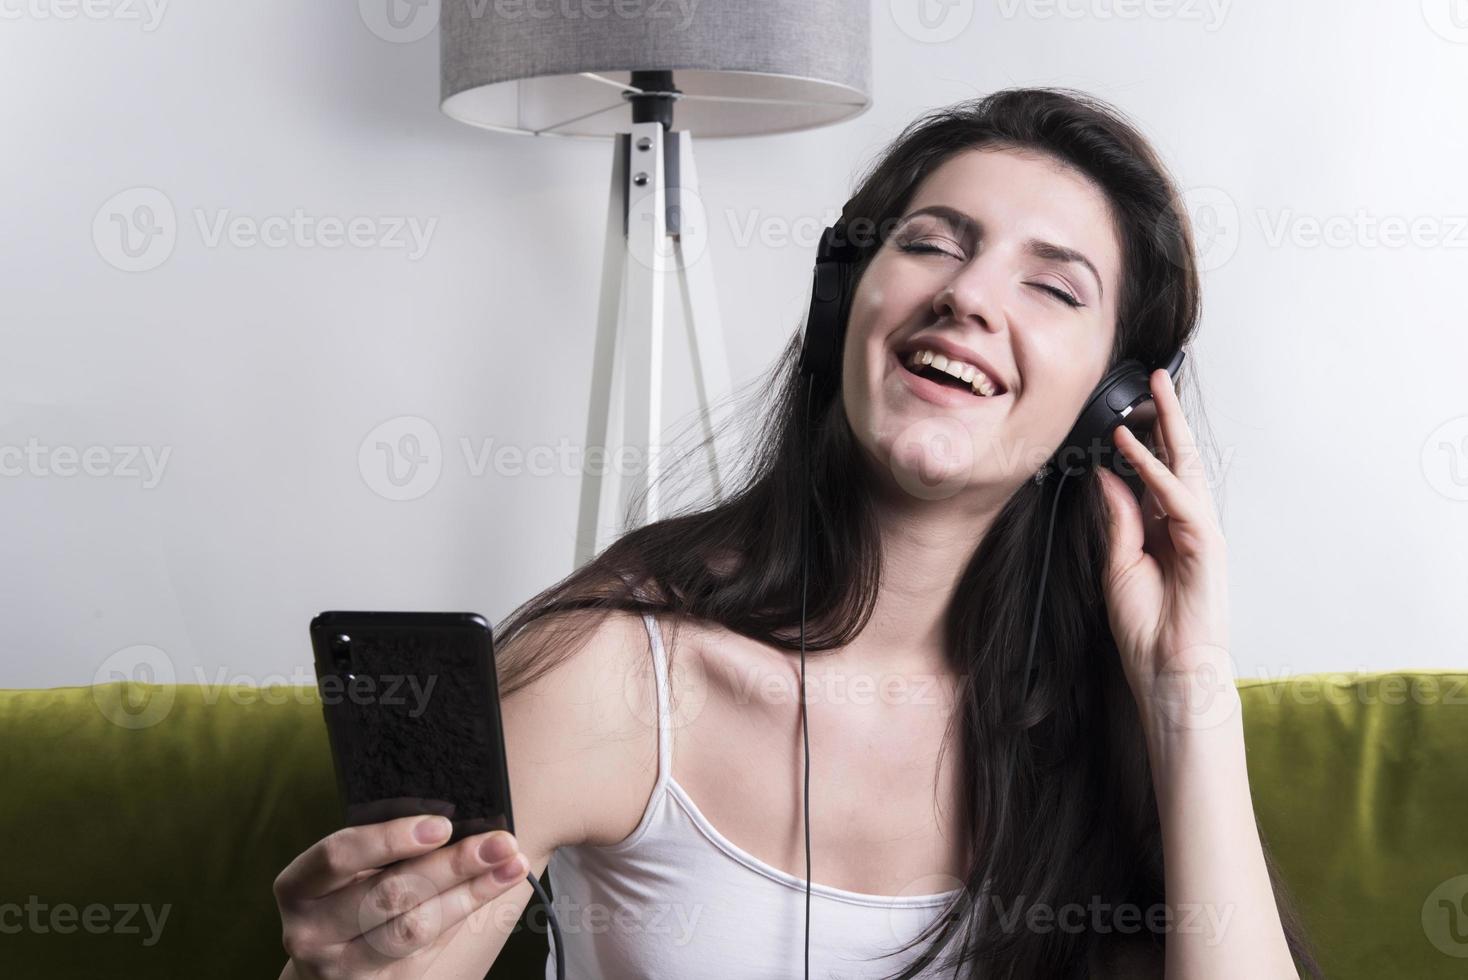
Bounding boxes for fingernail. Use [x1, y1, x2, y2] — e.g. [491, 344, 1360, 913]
[492, 855, 529, 883]
[415, 816, 451, 844]
[479, 832, 517, 864]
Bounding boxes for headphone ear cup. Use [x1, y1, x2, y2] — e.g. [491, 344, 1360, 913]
[799, 252, 854, 380]
[830, 260, 854, 374]
[1054, 359, 1153, 477]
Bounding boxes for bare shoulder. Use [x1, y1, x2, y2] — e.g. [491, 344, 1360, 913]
[494, 607, 663, 856]
[1087, 933, 1165, 979]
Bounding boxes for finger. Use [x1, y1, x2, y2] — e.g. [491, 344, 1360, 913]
[276, 815, 453, 902]
[1096, 465, 1145, 569]
[1149, 369, 1204, 497]
[1142, 479, 1168, 521]
[337, 855, 534, 973]
[330, 830, 522, 940]
[1112, 423, 1208, 532]
[1149, 369, 1223, 527]
[1134, 427, 1169, 519]
[1143, 421, 1168, 474]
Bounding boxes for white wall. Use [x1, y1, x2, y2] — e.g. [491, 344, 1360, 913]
[3, 0, 1465, 690]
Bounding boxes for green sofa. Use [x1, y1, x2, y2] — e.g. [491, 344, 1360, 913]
[2, 672, 1465, 978]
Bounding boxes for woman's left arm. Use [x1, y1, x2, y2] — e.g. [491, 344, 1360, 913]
[1096, 369, 1299, 980]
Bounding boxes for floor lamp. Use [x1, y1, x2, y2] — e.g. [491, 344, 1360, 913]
[439, 4, 872, 569]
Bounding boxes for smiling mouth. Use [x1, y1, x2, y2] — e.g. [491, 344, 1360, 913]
[898, 350, 1005, 398]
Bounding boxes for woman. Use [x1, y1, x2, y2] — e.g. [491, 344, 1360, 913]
[274, 87, 1324, 979]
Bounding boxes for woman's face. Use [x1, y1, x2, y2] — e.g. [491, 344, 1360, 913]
[843, 146, 1123, 502]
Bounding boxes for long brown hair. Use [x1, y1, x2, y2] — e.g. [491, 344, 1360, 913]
[493, 87, 1322, 979]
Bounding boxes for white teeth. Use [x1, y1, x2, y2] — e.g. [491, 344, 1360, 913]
[904, 348, 1001, 397]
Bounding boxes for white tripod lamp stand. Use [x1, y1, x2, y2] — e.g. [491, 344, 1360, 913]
[440, 5, 872, 568]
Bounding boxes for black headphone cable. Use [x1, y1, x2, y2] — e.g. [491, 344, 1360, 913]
[801, 371, 814, 980]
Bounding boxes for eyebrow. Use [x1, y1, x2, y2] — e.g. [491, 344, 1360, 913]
[898, 204, 1105, 301]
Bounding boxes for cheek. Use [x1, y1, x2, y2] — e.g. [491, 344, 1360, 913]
[846, 280, 886, 351]
[857, 279, 886, 314]
[1046, 372, 1112, 449]
[841, 282, 890, 389]
[1015, 336, 1096, 423]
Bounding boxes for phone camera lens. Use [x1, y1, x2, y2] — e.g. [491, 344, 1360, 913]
[331, 633, 352, 671]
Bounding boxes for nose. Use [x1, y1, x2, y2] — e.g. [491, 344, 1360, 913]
[932, 261, 1005, 335]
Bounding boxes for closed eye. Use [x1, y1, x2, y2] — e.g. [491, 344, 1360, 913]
[1031, 283, 1083, 308]
[898, 242, 961, 260]
[900, 242, 1085, 308]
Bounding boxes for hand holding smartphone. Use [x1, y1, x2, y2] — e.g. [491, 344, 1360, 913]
[270, 611, 534, 980]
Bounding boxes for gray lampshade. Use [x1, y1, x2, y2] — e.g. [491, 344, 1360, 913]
[440, 1, 871, 139]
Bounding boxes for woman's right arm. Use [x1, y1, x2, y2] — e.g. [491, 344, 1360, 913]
[274, 609, 664, 979]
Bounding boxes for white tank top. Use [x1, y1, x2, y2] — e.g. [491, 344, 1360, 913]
[544, 612, 968, 979]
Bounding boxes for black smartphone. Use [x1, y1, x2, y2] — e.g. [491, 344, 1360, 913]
[308, 610, 514, 844]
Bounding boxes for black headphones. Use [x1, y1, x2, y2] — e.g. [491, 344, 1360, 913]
[798, 215, 1187, 481]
